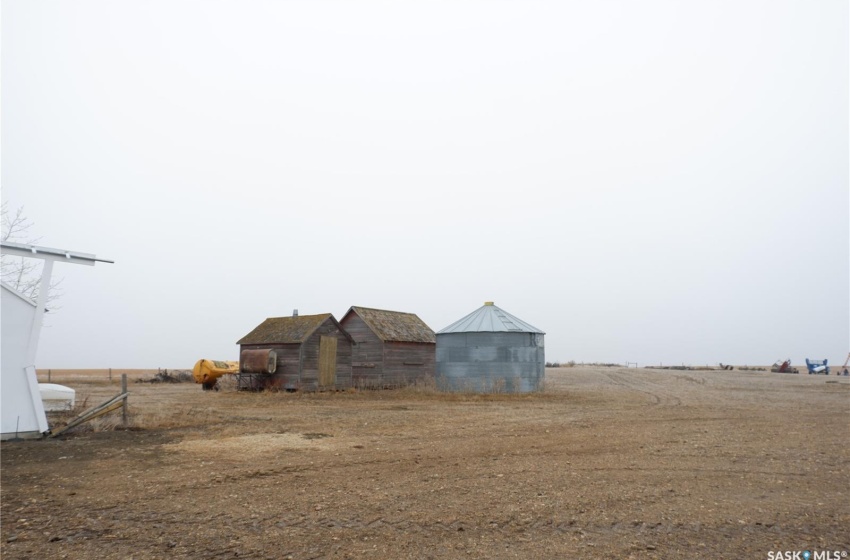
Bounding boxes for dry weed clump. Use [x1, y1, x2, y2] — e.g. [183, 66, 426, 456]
[216, 374, 238, 392]
[136, 369, 193, 384]
[45, 393, 131, 435]
[85, 415, 126, 432]
[387, 375, 550, 402]
[48, 384, 225, 433]
[130, 403, 224, 431]
[393, 375, 439, 395]
[45, 394, 92, 428]
[214, 372, 551, 400]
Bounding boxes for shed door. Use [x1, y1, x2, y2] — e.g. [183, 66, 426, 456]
[318, 335, 337, 388]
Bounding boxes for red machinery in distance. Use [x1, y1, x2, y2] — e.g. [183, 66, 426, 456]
[771, 359, 799, 374]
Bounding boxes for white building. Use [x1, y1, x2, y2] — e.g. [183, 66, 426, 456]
[0, 242, 112, 440]
[1, 282, 48, 438]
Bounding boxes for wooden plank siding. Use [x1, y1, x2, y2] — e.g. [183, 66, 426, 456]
[238, 316, 352, 391]
[239, 310, 432, 391]
[299, 319, 352, 391]
[318, 336, 338, 388]
[342, 313, 385, 387]
[383, 341, 436, 386]
[341, 309, 435, 388]
[238, 343, 301, 390]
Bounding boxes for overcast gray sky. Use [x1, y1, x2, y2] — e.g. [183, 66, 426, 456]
[2, 0, 848, 369]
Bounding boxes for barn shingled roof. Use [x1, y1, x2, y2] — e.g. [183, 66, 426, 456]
[237, 314, 339, 345]
[346, 306, 436, 343]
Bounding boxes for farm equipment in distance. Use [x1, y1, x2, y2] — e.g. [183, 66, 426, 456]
[771, 359, 799, 374]
[192, 350, 278, 391]
[805, 358, 830, 375]
[192, 359, 239, 390]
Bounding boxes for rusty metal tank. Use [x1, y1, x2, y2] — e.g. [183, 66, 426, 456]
[192, 359, 239, 390]
[240, 349, 277, 374]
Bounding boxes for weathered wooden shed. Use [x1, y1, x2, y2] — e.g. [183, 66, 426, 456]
[340, 306, 436, 388]
[236, 313, 354, 391]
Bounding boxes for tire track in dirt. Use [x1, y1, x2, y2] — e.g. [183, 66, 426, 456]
[674, 374, 707, 386]
[604, 371, 682, 406]
[249, 513, 804, 539]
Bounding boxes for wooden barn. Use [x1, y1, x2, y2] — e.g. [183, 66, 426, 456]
[236, 313, 354, 391]
[340, 306, 436, 388]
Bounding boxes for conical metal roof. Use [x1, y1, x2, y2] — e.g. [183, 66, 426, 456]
[438, 302, 544, 334]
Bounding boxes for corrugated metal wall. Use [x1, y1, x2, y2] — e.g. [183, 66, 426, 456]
[435, 332, 545, 393]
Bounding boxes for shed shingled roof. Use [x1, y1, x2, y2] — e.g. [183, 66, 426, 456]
[237, 314, 336, 345]
[345, 306, 436, 343]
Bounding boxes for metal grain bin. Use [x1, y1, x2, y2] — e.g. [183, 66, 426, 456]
[435, 302, 545, 393]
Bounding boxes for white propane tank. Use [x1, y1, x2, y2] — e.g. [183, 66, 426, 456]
[39, 383, 76, 411]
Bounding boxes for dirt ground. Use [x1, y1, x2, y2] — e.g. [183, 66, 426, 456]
[2, 366, 849, 559]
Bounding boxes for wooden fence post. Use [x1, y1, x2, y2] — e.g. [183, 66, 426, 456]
[109, 368, 112, 382]
[48, 369, 51, 382]
[121, 374, 128, 425]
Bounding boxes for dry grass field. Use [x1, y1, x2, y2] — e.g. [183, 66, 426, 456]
[2, 366, 849, 559]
